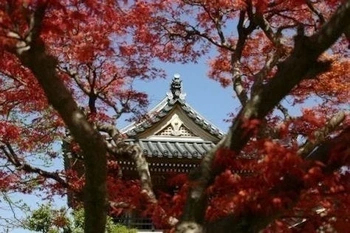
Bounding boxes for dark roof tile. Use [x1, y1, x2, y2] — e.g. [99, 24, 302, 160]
[125, 139, 215, 159]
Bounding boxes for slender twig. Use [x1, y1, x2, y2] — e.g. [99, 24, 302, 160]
[0, 143, 70, 189]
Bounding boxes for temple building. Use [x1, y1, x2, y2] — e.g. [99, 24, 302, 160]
[117, 74, 224, 231]
[64, 74, 225, 231]
[120, 74, 224, 190]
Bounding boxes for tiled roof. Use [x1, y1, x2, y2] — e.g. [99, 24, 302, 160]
[124, 139, 255, 175]
[125, 139, 215, 159]
[122, 75, 224, 139]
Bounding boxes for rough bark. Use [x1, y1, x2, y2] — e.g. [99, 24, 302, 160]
[98, 123, 179, 226]
[13, 5, 107, 233]
[176, 1, 350, 232]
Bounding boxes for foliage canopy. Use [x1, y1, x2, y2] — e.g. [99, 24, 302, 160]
[0, 0, 349, 233]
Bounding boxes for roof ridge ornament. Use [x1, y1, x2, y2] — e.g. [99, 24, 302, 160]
[168, 73, 186, 100]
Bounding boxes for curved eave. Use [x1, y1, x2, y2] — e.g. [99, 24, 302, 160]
[120, 97, 169, 134]
[179, 101, 224, 139]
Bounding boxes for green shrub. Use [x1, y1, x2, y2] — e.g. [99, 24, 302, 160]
[24, 204, 137, 233]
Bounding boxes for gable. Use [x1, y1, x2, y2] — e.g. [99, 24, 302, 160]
[121, 75, 224, 143]
[135, 105, 222, 142]
[156, 115, 197, 137]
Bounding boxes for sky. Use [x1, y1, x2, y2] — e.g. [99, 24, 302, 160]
[120, 60, 239, 132]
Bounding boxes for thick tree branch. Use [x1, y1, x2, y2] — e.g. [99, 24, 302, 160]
[305, 126, 350, 169]
[97, 123, 178, 226]
[277, 103, 291, 120]
[97, 123, 156, 202]
[227, 0, 350, 152]
[251, 51, 281, 96]
[177, 1, 350, 232]
[253, 12, 282, 47]
[298, 111, 346, 158]
[166, 20, 234, 51]
[12, 4, 107, 233]
[250, 12, 287, 95]
[231, 10, 255, 107]
[176, 137, 227, 232]
[306, 0, 326, 25]
[201, 5, 227, 47]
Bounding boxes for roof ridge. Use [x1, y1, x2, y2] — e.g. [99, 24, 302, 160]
[121, 75, 225, 140]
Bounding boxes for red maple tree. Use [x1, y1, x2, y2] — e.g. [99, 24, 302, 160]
[0, 1, 349, 233]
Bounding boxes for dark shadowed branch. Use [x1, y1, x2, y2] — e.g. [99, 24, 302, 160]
[176, 1, 350, 232]
[97, 122, 178, 226]
[11, 3, 108, 233]
[298, 111, 346, 158]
